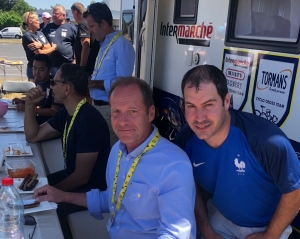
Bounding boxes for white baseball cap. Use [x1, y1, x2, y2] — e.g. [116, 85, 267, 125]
[42, 12, 51, 18]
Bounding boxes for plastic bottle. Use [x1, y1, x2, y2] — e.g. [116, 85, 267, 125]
[0, 177, 24, 239]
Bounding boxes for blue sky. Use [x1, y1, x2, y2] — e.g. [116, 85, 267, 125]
[27, 0, 101, 10]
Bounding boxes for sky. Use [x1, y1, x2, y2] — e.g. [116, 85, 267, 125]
[27, 0, 105, 10]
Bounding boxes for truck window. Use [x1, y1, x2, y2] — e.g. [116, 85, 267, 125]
[174, 0, 198, 24]
[226, 0, 300, 54]
[122, 10, 134, 43]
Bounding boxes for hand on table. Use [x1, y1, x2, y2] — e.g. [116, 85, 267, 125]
[16, 103, 25, 112]
[33, 185, 66, 203]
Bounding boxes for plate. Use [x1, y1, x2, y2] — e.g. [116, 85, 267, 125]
[4, 145, 33, 157]
[0, 126, 23, 133]
[14, 177, 48, 194]
[24, 201, 54, 214]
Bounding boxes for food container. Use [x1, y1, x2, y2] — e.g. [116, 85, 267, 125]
[0, 102, 8, 117]
[5, 159, 35, 178]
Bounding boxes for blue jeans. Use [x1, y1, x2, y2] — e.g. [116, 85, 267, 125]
[26, 67, 34, 81]
[50, 67, 60, 77]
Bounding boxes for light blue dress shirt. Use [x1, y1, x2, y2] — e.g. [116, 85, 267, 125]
[87, 126, 196, 239]
[90, 31, 135, 102]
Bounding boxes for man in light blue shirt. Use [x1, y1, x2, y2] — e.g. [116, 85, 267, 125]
[34, 77, 196, 239]
[83, 3, 135, 147]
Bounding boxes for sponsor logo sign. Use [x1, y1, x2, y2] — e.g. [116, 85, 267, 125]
[159, 22, 214, 47]
[252, 54, 298, 126]
[222, 50, 253, 110]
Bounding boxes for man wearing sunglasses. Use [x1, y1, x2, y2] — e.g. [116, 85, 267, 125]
[24, 63, 110, 239]
[13, 54, 62, 124]
[83, 2, 135, 148]
[42, 4, 77, 76]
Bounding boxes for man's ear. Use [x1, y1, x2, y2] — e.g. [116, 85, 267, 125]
[224, 92, 231, 110]
[64, 83, 72, 96]
[148, 105, 155, 122]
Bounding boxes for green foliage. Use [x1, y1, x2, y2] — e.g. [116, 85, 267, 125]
[0, 0, 18, 12]
[0, 11, 22, 29]
[11, 0, 36, 16]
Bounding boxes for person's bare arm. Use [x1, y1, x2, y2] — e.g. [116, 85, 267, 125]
[53, 152, 99, 191]
[35, 104, 61, 117]
[88, 78, 105, 90]
[246, 187, 300, 239]
[24, 86, 60, 142]
[33, 44, 57, 55]
[195, 184, 224, 239]
[33, 185, 87, 207]
[80, 37, 90, 67]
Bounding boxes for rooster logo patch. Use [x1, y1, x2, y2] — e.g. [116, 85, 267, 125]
[234, 156, 246, 174]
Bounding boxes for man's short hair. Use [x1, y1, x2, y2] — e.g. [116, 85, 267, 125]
[108, 77, 154, 110]
[59, 64, 87, 97]
[71, 2, 85, 14]
[53, 4, 66, 15]
[181, 65, 229, 103]
[83, 2, 113, 26]
[33, 54, 52, 69]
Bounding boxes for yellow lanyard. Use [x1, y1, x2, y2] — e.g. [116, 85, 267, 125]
[93, 32, 122, 75]
[111, 129, 160, 210]
[62, 98, 86, 164]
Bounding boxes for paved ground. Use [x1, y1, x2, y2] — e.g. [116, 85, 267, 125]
[0, 40, 28, 80]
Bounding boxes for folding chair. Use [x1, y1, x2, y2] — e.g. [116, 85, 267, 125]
[1, 81, 36, 94]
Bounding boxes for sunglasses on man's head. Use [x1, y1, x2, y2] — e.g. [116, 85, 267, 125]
[50, 78, 67, 86]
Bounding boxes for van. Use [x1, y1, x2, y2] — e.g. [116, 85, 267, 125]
[121, 0, 300, 236]
[0, 27, 23, 39]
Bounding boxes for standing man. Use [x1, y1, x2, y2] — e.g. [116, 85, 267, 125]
[83, 2, 135, 147]
[13, 54, 62, 124]
[34, 77, 196, 239]
[42, 4, 77, 76]
[40, 12, 51, 30]
[25, 63, 110, 239]
[175, 65, 300, 239]
[71, 2, 99, 76]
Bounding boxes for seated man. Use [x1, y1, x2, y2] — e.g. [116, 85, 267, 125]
[13, 54, 62, 124]
[25, 63, 110, 239]
[34, 77, 196, 239]
[175, 65, 300, 239]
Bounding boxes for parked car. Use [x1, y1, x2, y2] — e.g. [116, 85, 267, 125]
[0, 27, 23, 39]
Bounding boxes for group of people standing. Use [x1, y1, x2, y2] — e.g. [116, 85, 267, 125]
[16, 2, 300, 239]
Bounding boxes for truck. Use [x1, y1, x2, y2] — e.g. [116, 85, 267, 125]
[121, 0, 300, 237]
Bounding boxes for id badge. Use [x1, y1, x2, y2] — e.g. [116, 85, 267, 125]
[106, 205, 116, 232]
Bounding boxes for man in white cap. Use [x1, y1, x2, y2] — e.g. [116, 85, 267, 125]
[40, 12, 51, 30]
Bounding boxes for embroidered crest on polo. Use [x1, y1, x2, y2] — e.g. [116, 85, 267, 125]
[130, 193, 141, 201]
[234, 154, 246, 175]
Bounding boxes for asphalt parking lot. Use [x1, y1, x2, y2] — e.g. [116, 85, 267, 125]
[0, 40, 28, 80]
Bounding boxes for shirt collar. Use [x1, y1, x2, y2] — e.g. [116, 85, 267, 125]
[119, 125, 157, 160]
[101, 30, 120, 45]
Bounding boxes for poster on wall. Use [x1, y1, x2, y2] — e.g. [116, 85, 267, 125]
[251, 54, 298, 127]
[222, 49, 253, 111]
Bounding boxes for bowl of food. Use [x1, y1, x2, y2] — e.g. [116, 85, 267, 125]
[0, 102, 8, 117]
[5, 159, 35, 178]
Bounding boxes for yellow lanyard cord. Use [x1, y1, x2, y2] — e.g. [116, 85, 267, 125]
[93, 32, 123, 75]
[62, 98, 86, 163]
[111, 129, 160, 210]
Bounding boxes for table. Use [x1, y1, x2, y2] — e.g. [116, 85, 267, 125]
[0, 109, 64, 239]
[0, 63, 24, 80]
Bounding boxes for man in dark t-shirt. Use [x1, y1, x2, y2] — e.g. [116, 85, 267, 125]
[24, 63, 110, 239]
[71, 2, 99, 76]
[42, 5, 77, 76]
[39, 12, 51, 30]
[13, 54, 62, 124]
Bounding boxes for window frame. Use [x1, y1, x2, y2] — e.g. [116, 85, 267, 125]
[225, 0, 300, 54]
[173, 0, 198, 25]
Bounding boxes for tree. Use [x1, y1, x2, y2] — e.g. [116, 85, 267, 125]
[11, 0, 36, 16]
[0, 11, 22, 29]
[0, 0, 17, 12]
